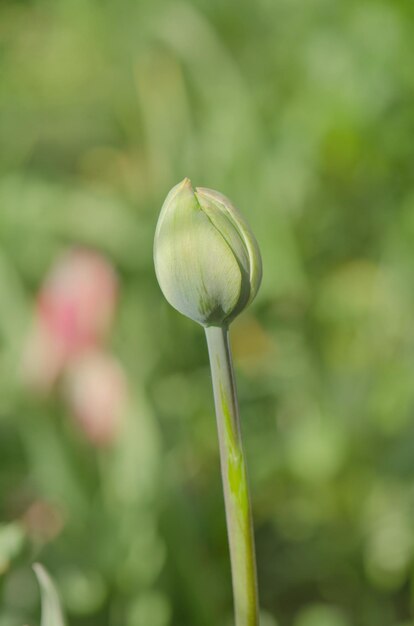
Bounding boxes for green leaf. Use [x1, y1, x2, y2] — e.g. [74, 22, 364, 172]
[33, 563, 66, 626]
[0, 523, 25, 574]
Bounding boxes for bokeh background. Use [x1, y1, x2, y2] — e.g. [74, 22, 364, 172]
[1, 0, 414, 624]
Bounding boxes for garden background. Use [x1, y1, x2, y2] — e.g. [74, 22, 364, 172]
[1, 0, 414, 625]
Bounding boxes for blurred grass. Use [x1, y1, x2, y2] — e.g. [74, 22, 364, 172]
[1, 0, 414, 624]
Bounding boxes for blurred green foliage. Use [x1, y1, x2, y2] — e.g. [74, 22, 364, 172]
[1, 0, 414, 624]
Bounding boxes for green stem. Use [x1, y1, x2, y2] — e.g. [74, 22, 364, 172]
[205, 325, 259, 626]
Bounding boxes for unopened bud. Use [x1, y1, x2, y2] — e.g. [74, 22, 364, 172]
[154, 179, 262, 327]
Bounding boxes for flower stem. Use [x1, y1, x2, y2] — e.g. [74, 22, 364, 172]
[205, 325, 259, 626]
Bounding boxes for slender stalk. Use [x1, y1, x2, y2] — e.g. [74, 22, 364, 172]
[205, 325, 259, 626]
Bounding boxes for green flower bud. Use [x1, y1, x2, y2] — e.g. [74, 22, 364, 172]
[154, 178, 262, 327]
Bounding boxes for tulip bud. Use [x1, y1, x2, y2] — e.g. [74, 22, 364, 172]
[154, 178, 262, 327]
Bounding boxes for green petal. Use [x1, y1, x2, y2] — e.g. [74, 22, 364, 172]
[195, 189, 251, 321]
[196, 187, 262, 305]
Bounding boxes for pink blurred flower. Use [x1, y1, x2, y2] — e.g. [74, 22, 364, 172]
[23, 248, 118, 392]
[63, 350, 128, 447]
